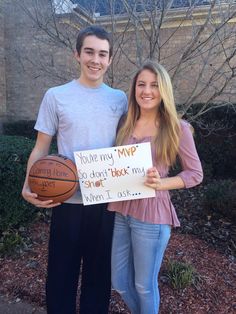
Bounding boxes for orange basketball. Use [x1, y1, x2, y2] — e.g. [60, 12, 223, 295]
[28, 154, 79, 204]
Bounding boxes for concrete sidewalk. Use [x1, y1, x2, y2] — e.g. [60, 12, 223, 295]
[0, 295, 46, 314]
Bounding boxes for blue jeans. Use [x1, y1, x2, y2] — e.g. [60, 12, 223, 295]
[111, 213, 171, 314]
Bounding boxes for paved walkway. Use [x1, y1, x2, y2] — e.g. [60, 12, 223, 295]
[0, 295, 46, 314]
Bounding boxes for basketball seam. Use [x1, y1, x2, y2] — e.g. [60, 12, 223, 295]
[28, 175, 79, 183]
[36, 185, 78, 199]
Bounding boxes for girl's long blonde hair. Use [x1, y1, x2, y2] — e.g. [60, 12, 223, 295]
[116, 60, 181, 166]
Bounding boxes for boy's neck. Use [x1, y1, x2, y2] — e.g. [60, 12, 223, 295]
[77, 77, 103, 88]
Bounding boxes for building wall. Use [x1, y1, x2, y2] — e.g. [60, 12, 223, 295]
[0, 1, 6, 127]
[3, 0, 80, 122]
[1, 1, 236, 123]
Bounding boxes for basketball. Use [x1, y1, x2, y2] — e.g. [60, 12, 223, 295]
[28, 154, 79, 204]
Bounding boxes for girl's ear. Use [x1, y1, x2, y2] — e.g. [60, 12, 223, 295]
[108, 56, 113, 67]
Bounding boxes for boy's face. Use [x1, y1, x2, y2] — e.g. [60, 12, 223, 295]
[75, 35, 112, 87]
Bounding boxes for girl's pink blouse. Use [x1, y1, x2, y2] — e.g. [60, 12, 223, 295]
[107, 120, 203, 227]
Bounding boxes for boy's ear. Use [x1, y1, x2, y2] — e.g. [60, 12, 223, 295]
[74, 50, 80, 63]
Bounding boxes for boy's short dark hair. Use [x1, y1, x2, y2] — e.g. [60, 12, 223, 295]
[76, 25, 113, 58]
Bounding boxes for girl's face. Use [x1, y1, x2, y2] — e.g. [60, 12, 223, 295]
[135, 69, 162, 113]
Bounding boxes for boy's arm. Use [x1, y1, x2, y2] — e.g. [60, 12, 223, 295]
[22, 132, 61, 208]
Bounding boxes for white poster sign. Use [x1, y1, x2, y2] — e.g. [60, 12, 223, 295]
[74, 142, 155, 205]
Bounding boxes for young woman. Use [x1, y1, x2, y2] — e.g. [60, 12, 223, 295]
[108, 60, 203, 314]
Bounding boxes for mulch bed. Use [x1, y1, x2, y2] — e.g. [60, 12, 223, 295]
[0, 185, 236, 313]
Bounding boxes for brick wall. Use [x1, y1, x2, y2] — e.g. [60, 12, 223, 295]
[3, 0, 79, 122]
[1, 1, 236, 123]
[0, 1, 6, 127]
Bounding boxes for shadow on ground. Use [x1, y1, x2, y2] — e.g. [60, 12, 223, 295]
[0, 295, 46, 314]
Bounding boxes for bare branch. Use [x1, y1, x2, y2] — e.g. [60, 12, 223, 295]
[14, 0, 236, 129]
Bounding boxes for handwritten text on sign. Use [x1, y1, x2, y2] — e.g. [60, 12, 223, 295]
[74, 142, 155, 205]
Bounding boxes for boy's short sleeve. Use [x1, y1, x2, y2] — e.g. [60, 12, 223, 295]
[34, 89, 58, 136]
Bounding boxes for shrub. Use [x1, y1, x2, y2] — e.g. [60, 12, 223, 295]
[195, 135, 235, 182]
[0, 230, 24, 257]
[163, 259, 199, 290]
[2, 120, 37, 139]
[191, 105, 236, 181]
[0, 135, 37, 233]
[0, 135, 57, 232]
[170, 108, 235, 182]
[0, 135, 58, 256]
[203, 180, 236, 222]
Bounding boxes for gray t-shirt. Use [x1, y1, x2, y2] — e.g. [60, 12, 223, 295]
[35, 79, 128, 203]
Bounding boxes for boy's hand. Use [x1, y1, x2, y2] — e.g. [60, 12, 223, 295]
[22, 186, 61, 208]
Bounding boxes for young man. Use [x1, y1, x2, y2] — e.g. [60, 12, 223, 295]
[22, 25, 127, 314]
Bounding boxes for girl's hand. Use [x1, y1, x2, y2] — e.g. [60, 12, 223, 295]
[144, 167, 162, 190]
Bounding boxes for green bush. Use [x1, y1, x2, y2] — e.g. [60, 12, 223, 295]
[190, 105, 236, 181]
[0, 135, 58, 256]
[170, 105, 236, 182]
[0, 230, 24, 256]
[195, 135, 235, 181]
[164, 259, 199, 290]
[203, 180, 236, 222]
[0, 135, 37, 233]
[3, 108, 235, 182]
[2, 120, 37, 139]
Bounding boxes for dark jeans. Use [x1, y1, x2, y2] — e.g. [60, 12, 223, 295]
[46, 203, 115, 314]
